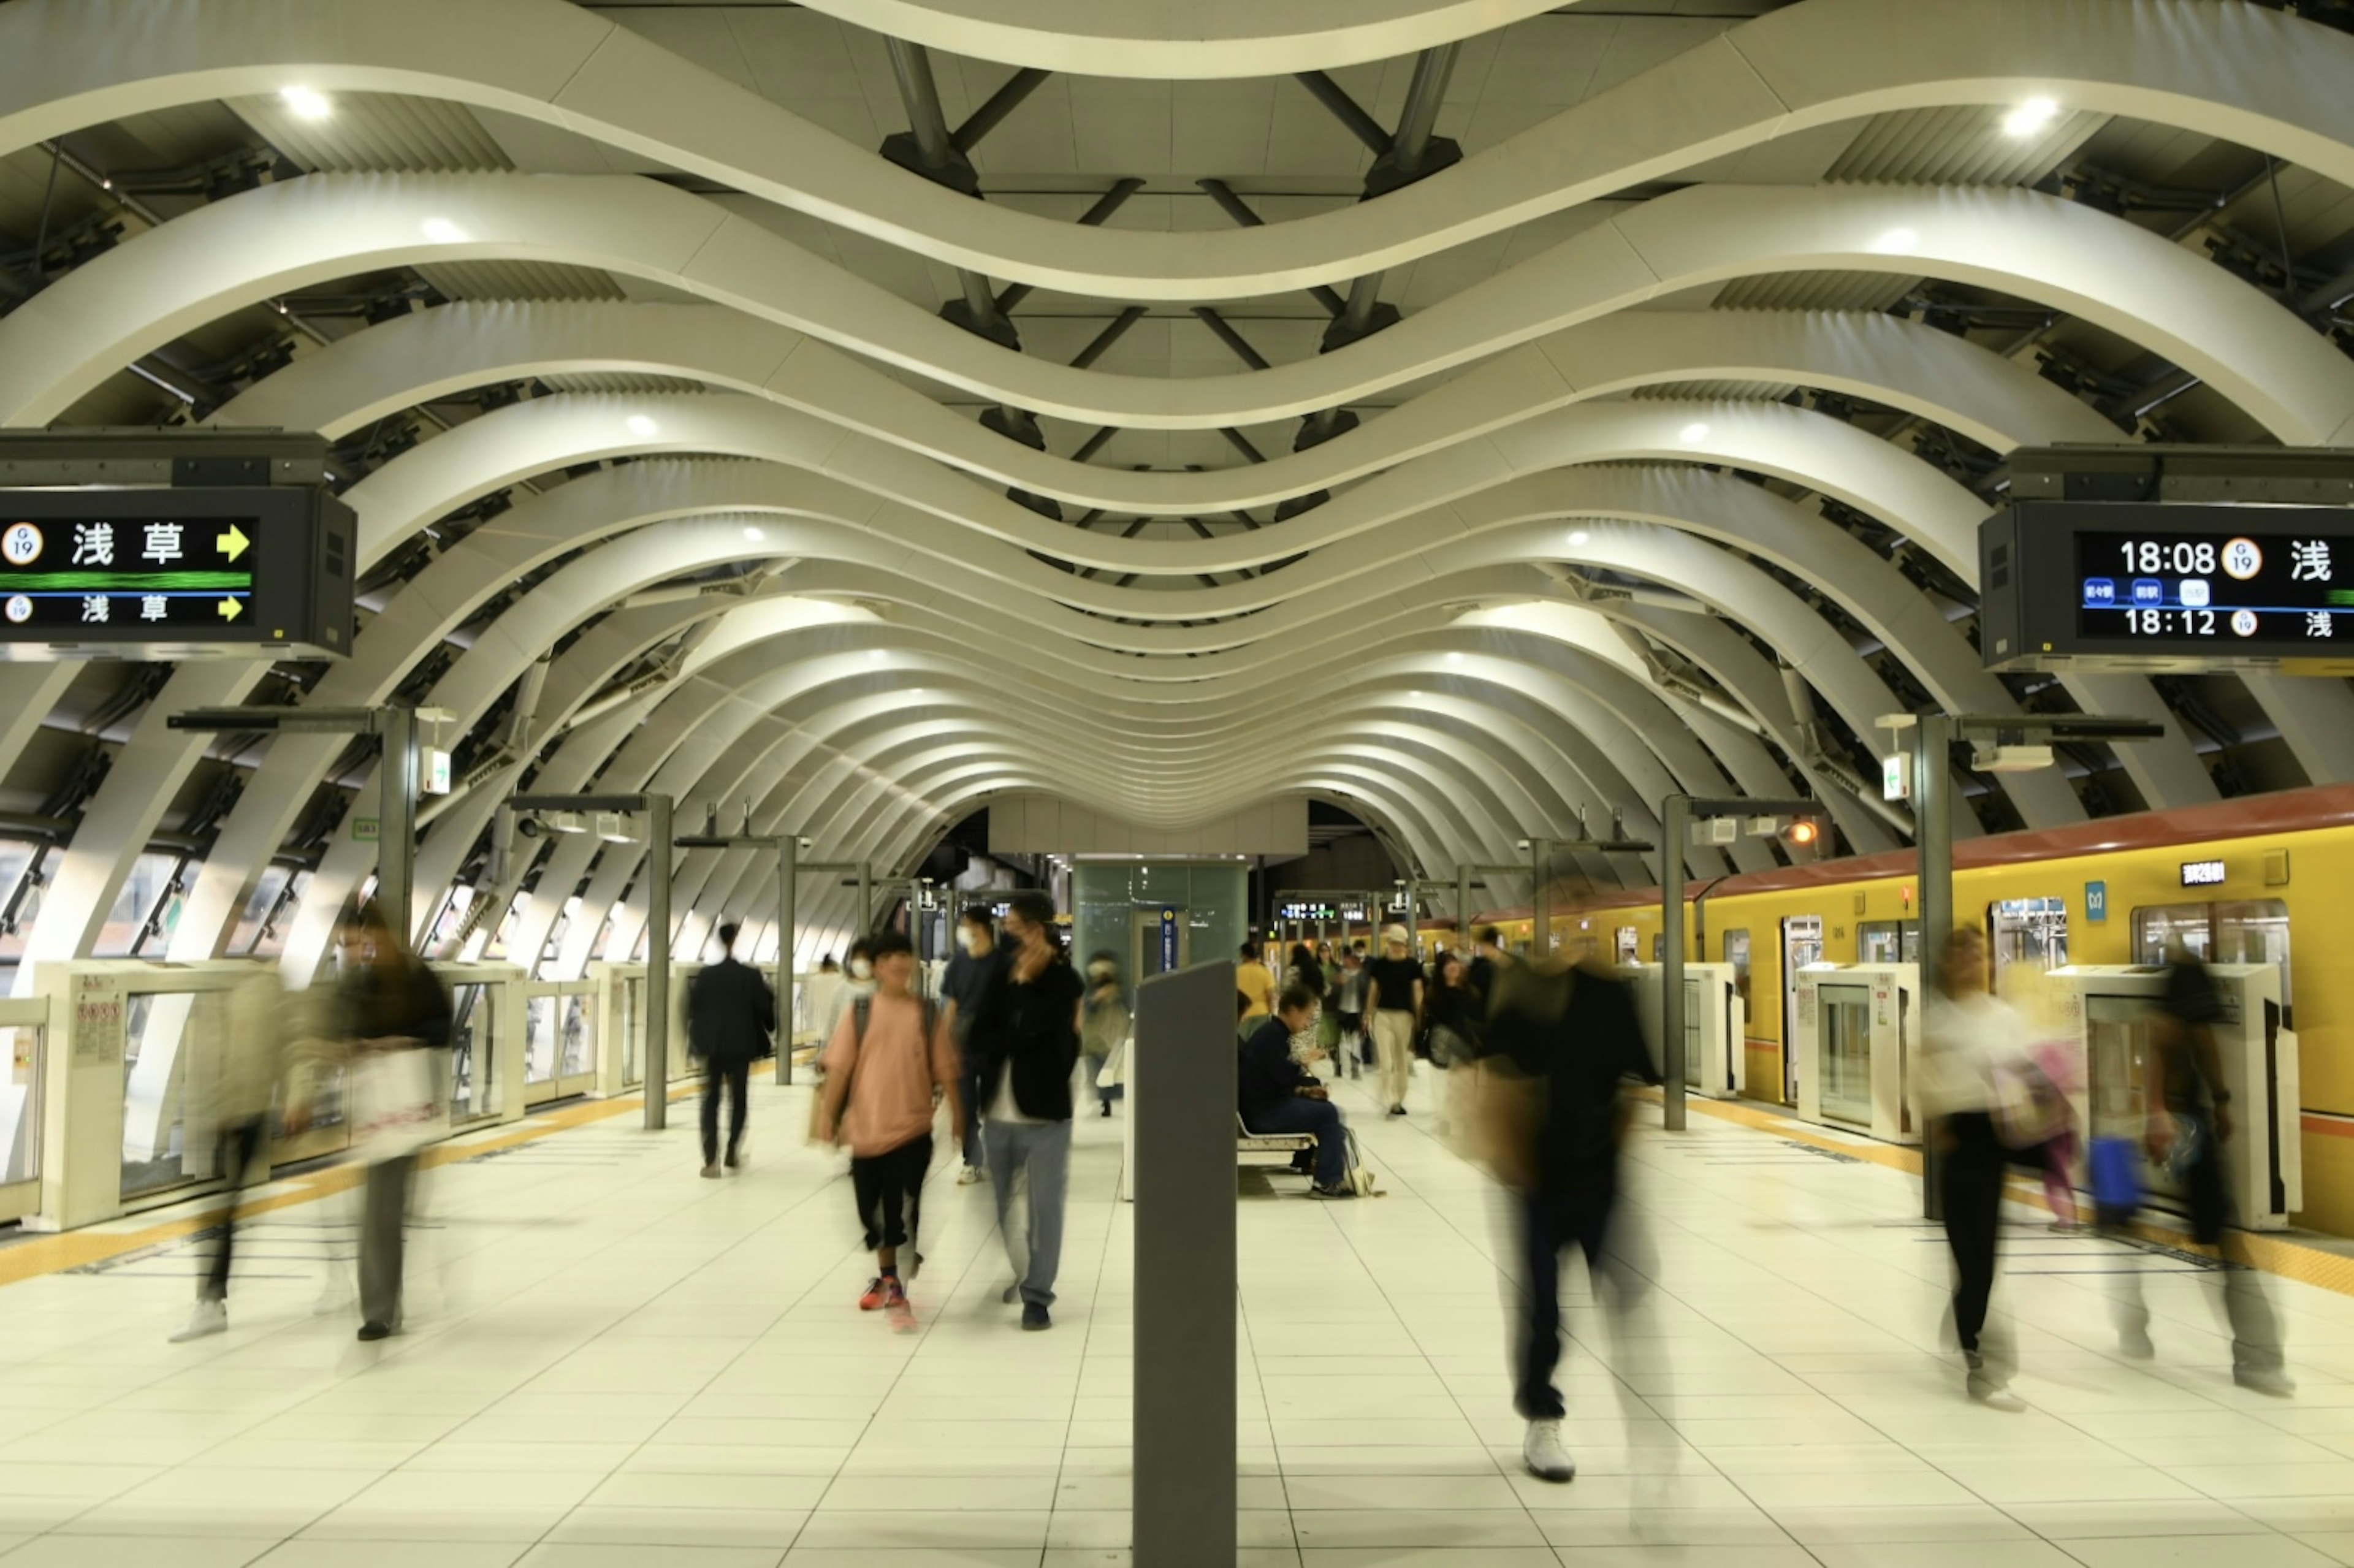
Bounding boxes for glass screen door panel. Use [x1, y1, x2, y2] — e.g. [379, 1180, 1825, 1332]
[1781, 916, 1823, 1102]
[2084, 991, 2179, 1203]
[1818, 984, 1873, 1127]
[448, 983, 496, 1122]
[1682, 978, 1705, 1089]
[0, 1020, 39, 1220]
[524, 994, 556, 1089]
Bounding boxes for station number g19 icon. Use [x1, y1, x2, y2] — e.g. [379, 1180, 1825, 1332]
[1, 522, 40, 566]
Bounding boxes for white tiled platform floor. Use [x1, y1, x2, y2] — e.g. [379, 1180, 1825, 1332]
[1, 1064, 2353, 1566]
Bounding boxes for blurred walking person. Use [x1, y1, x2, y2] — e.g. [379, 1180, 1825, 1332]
[2115, 950, 2291, 1395]
[335, 903, 452, 1343]
[817, 932, 962, 1332]
[1334, 948, 1368, 1078]
[1481, 956, 1659, 1482]
[690, 919, 775, 1178]
[941, 906, 1008, 1182]
[1916, 928, 2027, 1409]
[1366, 924, 1425, 1116]
[970, 892, 1083, 1330]
[168, 970, 297, 1342]
[1080, 951, 1128, 1117]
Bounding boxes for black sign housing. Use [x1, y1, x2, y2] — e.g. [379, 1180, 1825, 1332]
[0, 486, 354, 660]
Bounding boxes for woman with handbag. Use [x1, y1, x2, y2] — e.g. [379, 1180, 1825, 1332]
[1914, 927, 2029, 1410]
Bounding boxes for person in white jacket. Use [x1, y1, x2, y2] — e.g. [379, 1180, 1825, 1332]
[169, 971, 297, 1342]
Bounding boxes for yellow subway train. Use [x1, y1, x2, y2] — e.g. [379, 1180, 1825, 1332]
[1465, 783, 2354, 1236]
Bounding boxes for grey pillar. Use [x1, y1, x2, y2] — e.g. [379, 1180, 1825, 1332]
[1913, 715, 1954, 1222]
[644, 793, 674, 1132]
[1457, 865, 1473, 950]
[378, 704, 419, 943]
[1661, 797, 1690, 1132]
[1530, 837, 1552, 960]
[858, 862, 873, 936]
[1133, 959, 1238, 1568]
[775, 835, 798, 1086]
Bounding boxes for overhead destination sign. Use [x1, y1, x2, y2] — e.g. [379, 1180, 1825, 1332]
[0, 487, 354, 660]
[1981, 503, 2354, 675]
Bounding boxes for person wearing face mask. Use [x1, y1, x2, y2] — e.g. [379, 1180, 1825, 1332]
[940, 907, 1009, 1183]
[1080, 952, 1129, 1117]
[967, 892, 1084, 1330]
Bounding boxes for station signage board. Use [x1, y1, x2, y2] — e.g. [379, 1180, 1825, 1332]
[0, 486, 354, 660]
[1981, 503, 2354, 674]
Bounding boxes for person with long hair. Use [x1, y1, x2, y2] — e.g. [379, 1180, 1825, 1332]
[1080, 950, 1128, 1117]
[1916, 927, 2027, 1409]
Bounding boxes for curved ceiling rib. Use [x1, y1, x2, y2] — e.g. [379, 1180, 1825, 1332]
[9, 174, 2348, 444]
[5, 0, 2349, 297]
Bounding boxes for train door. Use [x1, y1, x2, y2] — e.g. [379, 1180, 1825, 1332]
[1722, 929, 1753, 1095]
[1780, 915, 1823, 1102]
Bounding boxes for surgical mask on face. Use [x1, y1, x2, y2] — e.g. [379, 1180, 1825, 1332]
[849, 957, 874, 980]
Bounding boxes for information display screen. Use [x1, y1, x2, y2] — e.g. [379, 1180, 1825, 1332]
[2075, 528, 2354, 647]
[1, 512, 258, 632]
[0, 485, 353, 659]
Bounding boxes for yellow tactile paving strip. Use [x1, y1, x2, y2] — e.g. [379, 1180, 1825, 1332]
[1639, 1088, 2354, 1301]
[0, 1083, 699, 1288]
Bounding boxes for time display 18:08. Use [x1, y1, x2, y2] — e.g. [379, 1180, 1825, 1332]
[2116, 539, 2220, 576]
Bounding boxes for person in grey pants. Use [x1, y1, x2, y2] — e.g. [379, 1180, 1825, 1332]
[967, 892, 1083, 1331]
[332, 904, 452, 1343]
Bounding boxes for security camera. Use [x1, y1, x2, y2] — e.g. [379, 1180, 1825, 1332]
[517, 816, 545, 839]
[798, 837, 813, 851]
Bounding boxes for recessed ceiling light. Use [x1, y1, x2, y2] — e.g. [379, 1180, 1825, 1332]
[1680, 422, 1710, 443]
[869, 649, 886, 661]
[627, 414, 659, 438]
[741, 526, 764, 542]
[420, 216, 465, 244]
[2001, 96, 2060, 138]
[1873, 226, 1919, 255]
[1568, 530, 1590, 546]
[280, 86, 333, 121]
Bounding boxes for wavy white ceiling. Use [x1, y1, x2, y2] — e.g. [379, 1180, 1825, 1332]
[2, 0, 2352, 980]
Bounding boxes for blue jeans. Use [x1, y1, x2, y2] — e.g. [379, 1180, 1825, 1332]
[1245, 1096, 1346, 1186]
[984, 1118, 1071, 1306]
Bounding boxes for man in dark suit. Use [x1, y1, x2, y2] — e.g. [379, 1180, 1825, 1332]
[690, 919, 776, 1178]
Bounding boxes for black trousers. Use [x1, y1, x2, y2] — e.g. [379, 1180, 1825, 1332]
[851, 1133, 932, 1254]
[1941, 1111, 2006, 1353]
[1514, 1182, 1618, 1420]
[700, 1058, 750, 1164]
[201, 1116, 269, 1303]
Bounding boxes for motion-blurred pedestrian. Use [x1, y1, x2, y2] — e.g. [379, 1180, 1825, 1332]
[1480, 956, 1659, 1483]
[1080, 951, 1127, 1117]
[168, 970, 297, 1342]
[334, 902, 452, 1343]
[1917, 927, 2027, 1409]
[970, 892, 1082, 1331]
[941, 906, 1008, 1182]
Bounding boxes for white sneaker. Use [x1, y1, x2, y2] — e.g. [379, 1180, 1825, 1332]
[1523, 1418, 1575, 1482]
[957, 1164, 983, 1186]
[1967, 1372, 2027, 1412]
[169, 1300, 227, 1342]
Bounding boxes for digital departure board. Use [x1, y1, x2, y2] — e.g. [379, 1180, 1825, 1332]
[0, 486, 354, 660]
[1981, 502, 2354, 674]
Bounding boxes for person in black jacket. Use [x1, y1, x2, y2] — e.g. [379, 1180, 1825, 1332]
[332, 902, 452, 1343]
[1240, 988, 1352, 1197]
[967, 891, 1083, 1330]
[690, 919, 777, 1178]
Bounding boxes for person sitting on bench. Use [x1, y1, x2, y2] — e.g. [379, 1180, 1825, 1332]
[1240, 987, 1354, 1199]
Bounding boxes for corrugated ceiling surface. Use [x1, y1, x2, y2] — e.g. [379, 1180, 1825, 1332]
[227, 93, 514, 173]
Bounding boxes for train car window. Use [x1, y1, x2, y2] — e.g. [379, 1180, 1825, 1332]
[2131, 899, 2291, 1022]
[1988, 897, 2068, 975]
[1614, 926, 1638, 965]
[1857, 919, 1919, 964]
[1723, 930, 1751, 1018]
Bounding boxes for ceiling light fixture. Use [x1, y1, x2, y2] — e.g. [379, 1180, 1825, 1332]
[741, 526, 765, 542]
[627, 414, 660, 438]
[1873, 226, 1920, 255]
[419, 216, 465, 244]
[2001, 96, 2060, 138]
[1679, 421, 1710, 443]
[280, 85, 333, 121]
[1567, 530, 1590, 546]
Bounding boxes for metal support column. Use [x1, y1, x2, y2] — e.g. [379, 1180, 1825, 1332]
[1456, 864, 1474, 947]
[1912, 714, 1954, 1222]
[1530, 837, 1552, 959]
[1659, 799, 1691, 1132]
[643, 793, 674, 1132]
[858, 863, 874, 936]
[376, 704, 419, 942]
[1133, 959, 1238, 1568]
[777, 835, 798, 1085]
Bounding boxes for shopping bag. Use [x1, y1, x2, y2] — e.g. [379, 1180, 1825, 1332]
[1992, 1058, 2068, 1150]
[349, 1042, 440, 1162]
[2087, 1134, 2141, 1214]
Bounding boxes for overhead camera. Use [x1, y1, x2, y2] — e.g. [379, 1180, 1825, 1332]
[516, 815, 544, 839]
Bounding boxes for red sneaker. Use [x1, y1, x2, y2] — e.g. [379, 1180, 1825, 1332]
[858, 1276, 887, 1311]
[884, 1276, 916, 1334]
